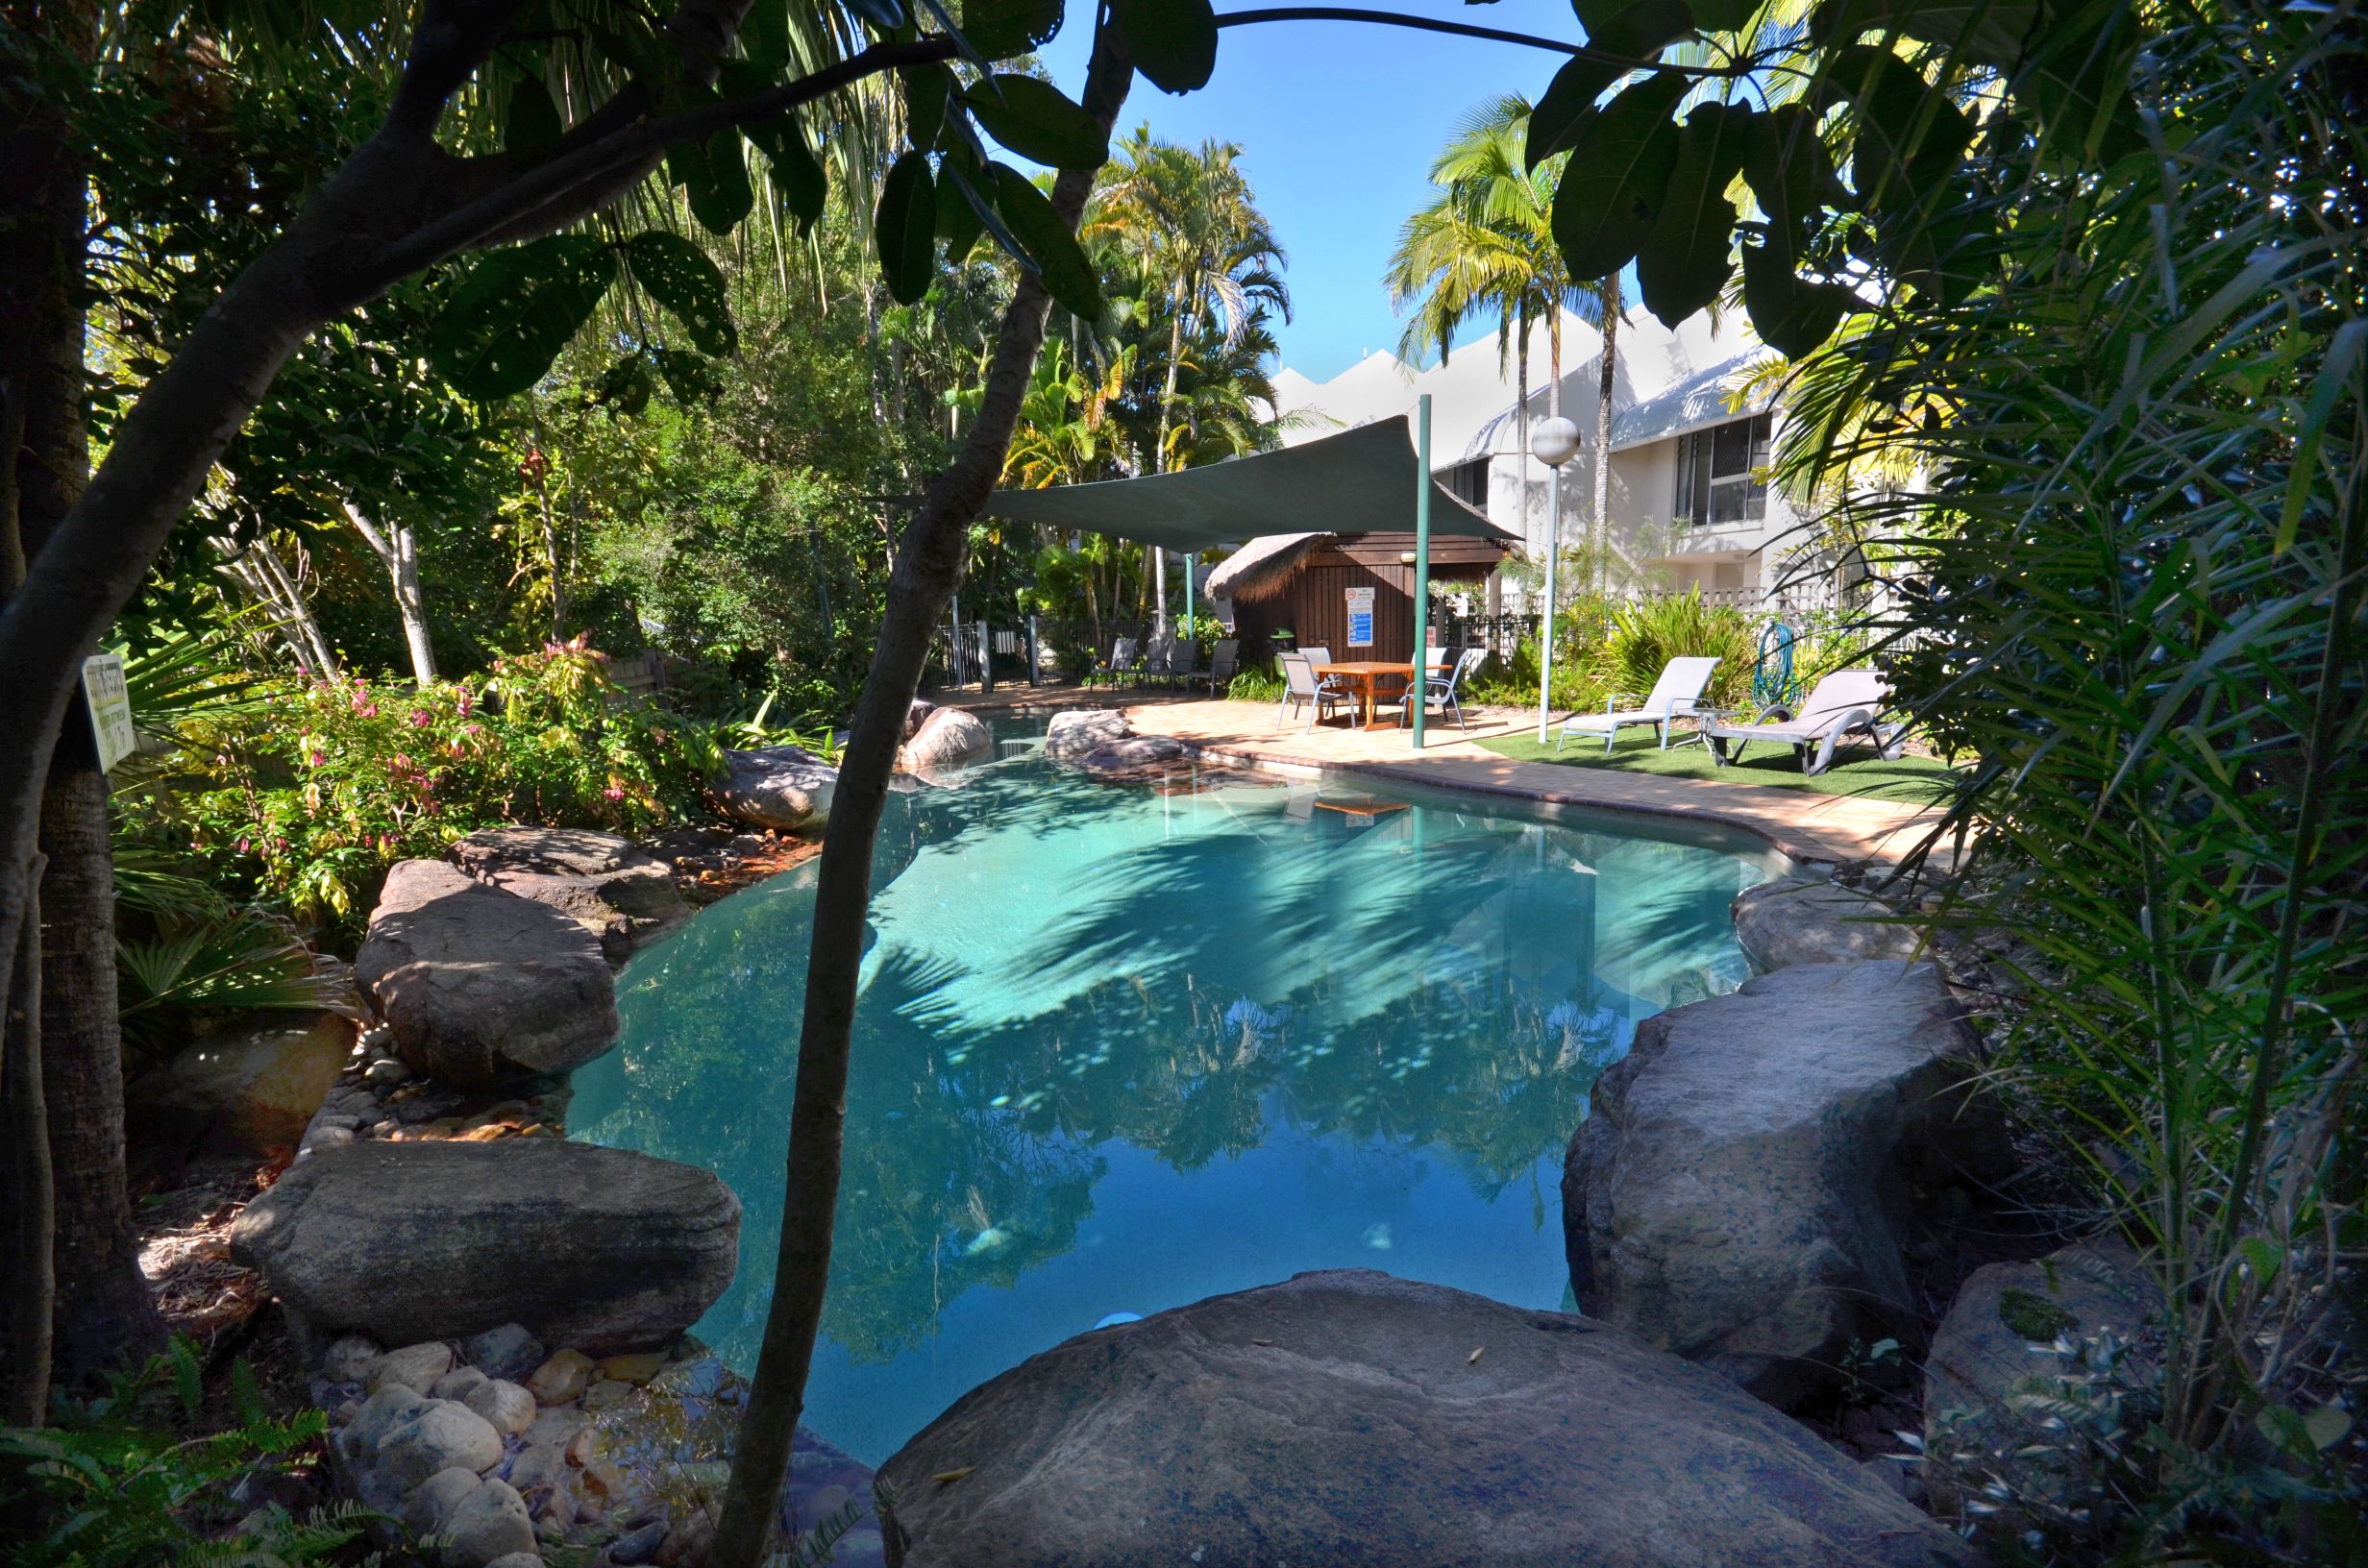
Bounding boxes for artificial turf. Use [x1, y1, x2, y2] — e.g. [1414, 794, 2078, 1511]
[1470, 723, 1960, 804]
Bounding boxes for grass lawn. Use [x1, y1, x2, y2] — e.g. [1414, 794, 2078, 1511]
[1470, 723, 1961, 804]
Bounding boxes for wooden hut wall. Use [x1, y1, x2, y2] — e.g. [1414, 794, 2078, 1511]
[1227, 532, 1504, 666]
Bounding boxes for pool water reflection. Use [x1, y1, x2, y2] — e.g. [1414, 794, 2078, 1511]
[569, 747, 1783, 1462]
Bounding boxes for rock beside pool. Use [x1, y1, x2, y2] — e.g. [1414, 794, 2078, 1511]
[448, 826, 689, 966]
[356, 860, 618, 1088]
[900, 707, 992, 771]
[127, 1010, 355, 1158]
[876, 1269, 1976, 1568]
[1924, 1238, 2158, 1542]
[1731, 878, 1925, 970]
[903, 698, 936, 740]
[1078, 735, 1189, 772]
[231, 1139, 738, 1355]
[1042, 708, 1132, 760]
[1563, 961, 1981, 1410]
[713, 746, 837, 831]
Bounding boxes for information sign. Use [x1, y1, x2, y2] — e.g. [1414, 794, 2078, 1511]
[82, 652, 136, 772]
[1344, 586, 1374, 649]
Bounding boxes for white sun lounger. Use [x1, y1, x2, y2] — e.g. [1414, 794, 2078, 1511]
[1557, 655, 1721, 754]
[1703, 669, 1907, 776]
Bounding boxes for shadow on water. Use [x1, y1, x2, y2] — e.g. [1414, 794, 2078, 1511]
[570, 750, 1780, 1461]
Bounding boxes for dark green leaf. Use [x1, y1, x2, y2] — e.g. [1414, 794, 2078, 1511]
[1741, 102, 1838, 248]
[653, 347, 722, 404]
[877, 150, 938, 305]
[1525, 54, 1622, 170]
[428, 235, 616, 401]
[1110, 0, 1217, 94]
[904, 64, 951, 151]
[1830, 44, 1971, 211]
[961, 0, 1065, 56]
[1685, 0, 1758, 28]
[1637, 101, 1751, 325]
[1548, 69, 1689, 280]
[964, 75, 1110, 168]
[1739, 236, 1850, 355]
[742, 0, 791, 70]
[670, 130, 754, 234]
[1808, 0, 2038, 66]
[595, 355, 654, 415]
[986, 161, 1103, 318]
[1569, 0, 1694, 58]
[625, 232, 737, 356]
[845, 0, 907, 27]
[505, 76, 562, 159]
[746, 112, 827, 233]
[937, 161, 985, 262]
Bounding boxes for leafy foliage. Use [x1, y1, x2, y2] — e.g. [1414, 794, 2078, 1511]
[1589, 589, 1759, 711]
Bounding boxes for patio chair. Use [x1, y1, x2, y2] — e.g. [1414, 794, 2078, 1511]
[1400, 647, 1488, 732]
[1090, 636, 1139, 689]
[1275, 650, 1347, 732]
[1187, 639, 1239, 694]
[1556, 655, 1722, 754]
[1139, 629, 1180, 688]
[1702, 669, 1907, 776]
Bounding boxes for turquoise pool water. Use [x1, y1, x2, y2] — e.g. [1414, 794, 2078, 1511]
[570, 738, 1784, 1462]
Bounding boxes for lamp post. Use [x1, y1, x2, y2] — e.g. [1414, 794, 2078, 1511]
[1529, 416, 1582, 744]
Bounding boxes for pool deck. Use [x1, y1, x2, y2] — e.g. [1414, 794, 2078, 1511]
[1117, 698, 1943, 869]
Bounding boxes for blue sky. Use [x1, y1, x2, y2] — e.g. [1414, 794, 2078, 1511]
[1037, 1, 1588, 382]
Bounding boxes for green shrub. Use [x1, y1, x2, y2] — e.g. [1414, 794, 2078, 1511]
[1226, 656, 1285, 702]
[1589, 591, 1759, 711]
[180, 639, 715, 935]
[0, 1336, 380, 1567]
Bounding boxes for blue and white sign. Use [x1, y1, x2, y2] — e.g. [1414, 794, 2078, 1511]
[1345, 586, 1374, 649]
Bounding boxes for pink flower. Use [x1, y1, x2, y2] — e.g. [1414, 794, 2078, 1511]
[604, 786, 625, 801]
[308, 750, 326, 767]
[456, 691, 473, 717]
[409, 709, 431, 727]
[361, 702, 380, 718]
[238, 838, 251, 853]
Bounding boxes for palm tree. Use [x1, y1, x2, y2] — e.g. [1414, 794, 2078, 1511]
[1385, 96, 1621, 591]
[1087, 129, 1292, 625]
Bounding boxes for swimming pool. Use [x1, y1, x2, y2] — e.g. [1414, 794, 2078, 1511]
[570, 736, 1785, 1462]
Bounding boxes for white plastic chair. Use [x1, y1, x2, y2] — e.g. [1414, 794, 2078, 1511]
[1557, 656, 1722, 754]
[1703, 669, 1906, 776]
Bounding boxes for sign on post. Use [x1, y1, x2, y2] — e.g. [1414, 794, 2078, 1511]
[1344, 586, 1375, 649]
[82, 652, 136, 772]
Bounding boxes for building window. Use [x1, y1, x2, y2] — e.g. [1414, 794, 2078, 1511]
[1673, 413, 1771, 527]
[1441, 457, 1490, 509]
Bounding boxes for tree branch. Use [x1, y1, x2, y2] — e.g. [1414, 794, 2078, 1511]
[1215, 7, 1761, 76]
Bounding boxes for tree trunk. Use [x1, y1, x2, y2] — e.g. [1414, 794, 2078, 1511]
[705, 27, 1133, 1568]
[342, 501, 436, 683]
[1, 858, 52, 1427]
[1148, 302, 1186, 628]
[1594, 276, 1619, 592]
[38, 726, 161, 1386]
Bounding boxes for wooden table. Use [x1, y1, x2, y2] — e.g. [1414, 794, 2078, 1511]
[1315, 661, 1443, 731]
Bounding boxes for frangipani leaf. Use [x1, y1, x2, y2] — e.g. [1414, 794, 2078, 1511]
[1110, 0, 1217, 93]
[1740, 236, 1851, 355]
[1569, 0, 1695, 58]
[1526, 54, 1623, 170]
[987, 161, 1103, 318]
[965, 75, 1110, 168]
[671, 130, 754, 234]
[960, 0, 1066, 56]
[505, 76, 562, 158]
[1549, 69, 1688, 280]
[877, 150, 938, 305]
[746, 112, 827, 232]
[1638, 100, 1751, 324]
[625, 232, 737, 356]
[429, 236, 616, 401]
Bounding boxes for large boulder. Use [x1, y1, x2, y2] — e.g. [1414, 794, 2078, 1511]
[1078, 735, 1188, 772]
[127, 1010, 355, 1157]
[713, 746, 837, 831]
[1041, 708, 1132, 760]
[1731, 879, 1927, 970]
[448, 826, 689, 964]
[1924, 1239, 2158, 1541]
[1563, 961, 1980, 1409]
[356, 860, 618, 1088]
[876, 1269, 1976, 1568]
[900, 707, 992, 771]
[231, 1139, 738, 1355]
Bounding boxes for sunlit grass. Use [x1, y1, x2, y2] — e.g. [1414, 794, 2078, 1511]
[1471, 725, 1959, 804]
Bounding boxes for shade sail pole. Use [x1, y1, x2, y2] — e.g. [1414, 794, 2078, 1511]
[1412, 393, 1432, 749]
[1184, 550, 1195, 650]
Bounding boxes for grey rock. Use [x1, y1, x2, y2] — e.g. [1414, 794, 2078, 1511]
[1731, 879, 1926, 971]
[365, 1057, 413, 1086]
[356, 861, 619, 1088]
[465, 1378, 538, 1436]
[378, 1401, 504, 1491]
[1041, 708, 1132, 760]
[432, 1365, 491, 1404]
[323, 1335, 382, 1385]
[902, 698, 937, 741]
[345, 1384, 429, 1458]
[125, 1012, 354, 1157]
[370, 1342, 456, 1395]
[1564, 961, 1981, 1409]
[1925, 1239, 2158, 1541]
[462, 1323, 547, 1382]
[405, 1466, 486, 1536]
[439, 1478, 537, 1568]
[900, 707, 992, 771]
[231, 1139, 739, 1356]
[713, 747, 837, 831]
[481, 1556, 542, 1568]
[606, 1518, 668, 1564]
[1078, 735, 1188, 772]
[449, 826, 690, 965]
[877, 1270, 1974, 1568]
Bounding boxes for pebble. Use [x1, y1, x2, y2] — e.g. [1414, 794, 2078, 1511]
[403, 1465, 482, 1535]
[526, 1349, 595, 1406]
[370, 1341, 456, 1395]
[479, 1556, 543, 1568]
[464, 1378, 537, 1436]
[377, 1401, 503, 1491]
[364, 1057, 412, 1086]
[596, 1351, 669, 1385]
[323, 1335, 382, 1384]
[524, 1406, 590, 1450]
[462, 1324, 547, 1382]
[508, 1440, 570, 1494]
[580, 1379, 634, 1414]
[605, 1519, 667, 1565]
[344, 1384, 429, 1457]
[432, 1365, 492, 1404]
[441, 1477, 536, 1567]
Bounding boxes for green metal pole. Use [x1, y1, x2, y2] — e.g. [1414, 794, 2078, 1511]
[1184, 549, 1195, 655]
[1412, 394, 1433, 748]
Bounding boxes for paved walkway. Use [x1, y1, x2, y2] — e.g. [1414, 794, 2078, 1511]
[1121, 698, 1943, 868]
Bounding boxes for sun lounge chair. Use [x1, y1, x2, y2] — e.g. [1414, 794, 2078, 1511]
[1400, 647, 1487, 732]
[1556, 655, 1721, 754]
[1276, 650, 1346, 731]
[1702, 669, 1907, 776]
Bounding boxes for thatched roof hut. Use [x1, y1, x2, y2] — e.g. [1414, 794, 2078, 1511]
[1213, 527, 1517, 661]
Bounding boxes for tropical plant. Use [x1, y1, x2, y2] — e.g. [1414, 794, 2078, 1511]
[1590, 590, 1759, 711]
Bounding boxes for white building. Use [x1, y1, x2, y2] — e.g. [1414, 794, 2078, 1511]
[1269, 310, 1857, 611]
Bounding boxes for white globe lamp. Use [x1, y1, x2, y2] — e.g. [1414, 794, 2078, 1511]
[1529, 416, 1582, 742]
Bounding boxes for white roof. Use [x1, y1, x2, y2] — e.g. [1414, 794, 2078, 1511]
[1608, 351, 1779, 452]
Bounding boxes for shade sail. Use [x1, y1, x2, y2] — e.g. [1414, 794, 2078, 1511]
[979, 415, 1519, 553]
